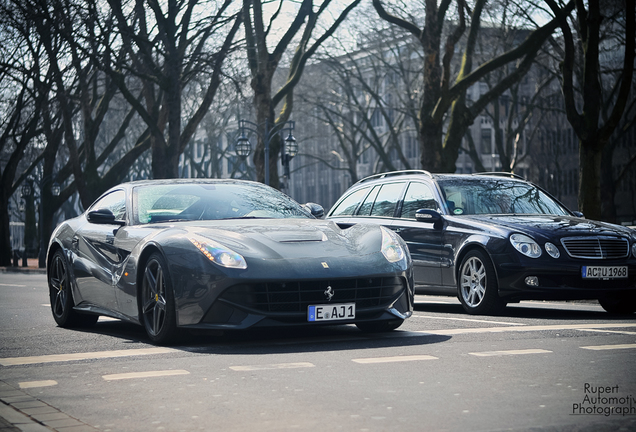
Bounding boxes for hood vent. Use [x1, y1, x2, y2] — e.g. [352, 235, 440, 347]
[263, 231, 328, 243]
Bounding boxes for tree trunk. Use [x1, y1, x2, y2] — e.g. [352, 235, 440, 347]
[0, 193, 12, 267]
[578, 138, 603, 220]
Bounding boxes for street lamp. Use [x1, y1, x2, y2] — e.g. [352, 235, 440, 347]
[235, 119, 298, 190]
[20, 179, 34, 267]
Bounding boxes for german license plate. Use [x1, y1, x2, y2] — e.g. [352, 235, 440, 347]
[308, 303, 355, 322]
[581, 266, 628, 279]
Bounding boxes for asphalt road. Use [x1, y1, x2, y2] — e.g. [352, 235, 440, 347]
[1, 271, 635, 432]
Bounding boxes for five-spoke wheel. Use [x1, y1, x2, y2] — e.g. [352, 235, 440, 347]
[48, 250, 98, 327]
[141, 253, 177, 344]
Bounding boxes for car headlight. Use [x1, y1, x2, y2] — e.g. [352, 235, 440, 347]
[189, 235, 247, 269]
[380, 226, 406, 263]
[510, 234, 542, 258]
[632, 241, 636, 258]
[544, 242, 560, 259]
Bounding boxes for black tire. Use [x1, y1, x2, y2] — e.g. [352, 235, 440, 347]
[598, 292, 636, 315]
[140, 253, 178, 345]
[48, 250, 98, 328]
[355, 319, 404, 333]
[457, 249, 505, 315]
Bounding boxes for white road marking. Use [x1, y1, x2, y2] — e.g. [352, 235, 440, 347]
[580, 344, 636, 351]
[230, 362, 315, 371]
[413, 323, 636, 336]
[352, 355, 438, 364]
[0, 283, 26, 287]
[19, 380, 58, 389]
[412, 314, 526, 326]
[103, 370, 190, 381]
[576, 328, 636, 335]
[0, 347, 177, 366]
[469, 349, 552, 357]
[99, 317, 119, 322]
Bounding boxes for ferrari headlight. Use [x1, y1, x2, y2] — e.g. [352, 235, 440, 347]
[380, 226, 406, 263]
[189, 236, 247, 269]
[510, 233, 542, 258]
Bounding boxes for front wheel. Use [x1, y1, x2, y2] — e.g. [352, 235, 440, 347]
[355, 319, 404, 333]
[140, 253, 178, 345]
[598, 292, 636, 315]
[48, 250, 98, 328]
[457, 249, 504, 315]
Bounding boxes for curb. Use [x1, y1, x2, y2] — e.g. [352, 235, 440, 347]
[0, 268, 46, 275]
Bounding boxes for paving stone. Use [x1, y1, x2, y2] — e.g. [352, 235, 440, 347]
[43, 417, 84, 428]
[21, 406, 59, 415]
[10, 401, 47, 410]
[31, 412, 69, 422]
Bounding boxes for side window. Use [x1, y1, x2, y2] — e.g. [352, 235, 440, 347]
[329, 187, 370, 217]
[357, 186, 381, 216]
[400, 182, 440, 219]
[90, 190, 126, 221]
[358, 182, 404, 217]
[369, 182, 405, 217]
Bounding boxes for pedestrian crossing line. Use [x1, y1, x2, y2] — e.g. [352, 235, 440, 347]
[469, 349, 552, 357]
[102, 370, 190, 381]
[230, 362, 315, 371]
[412, 314, 526, 326]
[580, 343, 636, 351]
[352, 355, 438, 364]
[576, 328, 636, 335]
[0, 347, 178, 366]
[413, 322, 636, 336]
[18, 380, 58, 389]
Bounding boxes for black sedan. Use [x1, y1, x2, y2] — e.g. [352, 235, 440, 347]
[327, 170, 636, 315]
[46, 179, 413, 344]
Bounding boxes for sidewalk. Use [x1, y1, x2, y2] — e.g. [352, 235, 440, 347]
[0, 382, 98, 432]
[0, 259, 46, 274]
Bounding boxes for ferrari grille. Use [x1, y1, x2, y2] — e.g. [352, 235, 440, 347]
[220, 277, 405, 313]
[560, 237, 629, 259]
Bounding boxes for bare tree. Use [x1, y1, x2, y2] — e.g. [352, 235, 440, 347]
[546, 0, 635, 221]
[298, 23, 423, 183]
[372, 0, 575, 173]
[242, 0, 362, 189]
[106, 0, 242, 179]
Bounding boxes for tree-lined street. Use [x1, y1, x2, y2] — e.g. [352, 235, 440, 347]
[1, 271, 635, 431]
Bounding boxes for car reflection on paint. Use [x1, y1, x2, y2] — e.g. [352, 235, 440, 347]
[47, 179, 413, 344]
[327, 170, 636, 315]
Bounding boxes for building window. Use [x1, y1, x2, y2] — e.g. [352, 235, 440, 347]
[481, 128, 492, 154]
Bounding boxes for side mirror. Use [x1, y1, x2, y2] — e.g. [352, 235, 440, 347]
[572, 211, 585, 218]
[87, 209, 125, 225]
[303, 202, 325, 219]
[415, 209, 442, 223]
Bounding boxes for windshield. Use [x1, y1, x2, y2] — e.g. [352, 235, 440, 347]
[437, 178, 570, 216]
[133, 182, 312, 224]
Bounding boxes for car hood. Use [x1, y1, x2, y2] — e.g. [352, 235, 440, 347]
[166, 218, 385, 260]
[463, 215, 635, 240]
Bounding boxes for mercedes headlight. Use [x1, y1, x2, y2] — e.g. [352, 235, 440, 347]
[380, 226, 406, 263]
[544, 242, 560, 259]
[189, 235, 247, 269]
[510, 234, 542, 258]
